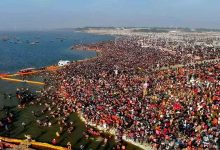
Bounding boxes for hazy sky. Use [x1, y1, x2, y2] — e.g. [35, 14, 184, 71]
[0, 0, 220, 30]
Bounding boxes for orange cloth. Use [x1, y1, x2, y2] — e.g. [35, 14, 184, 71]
[212, 118, 218, 126]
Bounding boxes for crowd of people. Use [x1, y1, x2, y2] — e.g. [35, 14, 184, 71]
[16, 88, 36, 107]
[40, 35, 220, 149]
[0, 88, 36, 138]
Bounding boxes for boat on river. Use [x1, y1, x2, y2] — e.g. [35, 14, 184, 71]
[17, 68, 36, 74]
[0, 73, 8, 77]
[58, 60, 70, 67]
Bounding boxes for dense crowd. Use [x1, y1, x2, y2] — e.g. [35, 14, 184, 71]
[16, 88, 36, 107]
[42, 36, 220, 149]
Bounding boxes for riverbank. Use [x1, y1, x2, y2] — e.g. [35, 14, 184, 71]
[0, 30, 119, 149]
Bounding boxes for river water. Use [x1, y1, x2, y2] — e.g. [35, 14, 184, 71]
[0, 30, 113, 73]
[0, 30, 113, 107]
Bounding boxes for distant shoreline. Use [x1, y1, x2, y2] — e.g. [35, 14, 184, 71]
[76, 27, 220, 38]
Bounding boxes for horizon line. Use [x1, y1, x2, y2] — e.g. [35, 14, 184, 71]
[0, 26, 220, 32]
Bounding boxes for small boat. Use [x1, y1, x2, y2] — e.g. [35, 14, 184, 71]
[17, 68, 36, 73]
[58, 60, 70, 67]
[30, 41, 39, 45]
[30, 42, 36, 45]
[0, 73, 8, 77]
[56, 37, 66, 42]
[1, 36, 9, 42]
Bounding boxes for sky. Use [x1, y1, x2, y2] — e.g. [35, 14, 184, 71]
[0, 0, 220, 30]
